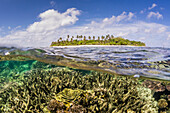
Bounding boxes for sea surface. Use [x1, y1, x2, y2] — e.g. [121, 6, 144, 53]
[0, 46, 169, 81]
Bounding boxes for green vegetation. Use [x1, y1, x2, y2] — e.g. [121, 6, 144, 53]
[50, 35, 145, 46]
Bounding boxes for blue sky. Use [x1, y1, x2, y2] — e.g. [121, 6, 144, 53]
[0, 0, 170, 47]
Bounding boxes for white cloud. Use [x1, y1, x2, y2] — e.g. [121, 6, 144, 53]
[166, 32, 170, 40]
[140, 8, 148, 14]
[103, 11, 135, 23]
[116, 11, 135, 22]
[27, 8, 80, 33]
[140, 10, 144, 14]
[0, 8, 80, 47]
[148, 3, 157, 10]
[8, 26, 11, 30]
[147, 11, 163, 19]
[10, 26, 21, 33]
[50, 1, 56, 7]
[144, 29, 151, 33]
[167, 36, 170, 40]
[100, 12, 135, 28]
[0, 27, 3, 32]
[158, 27, 166, 33]
[139, 37, 146, 40]
[116, 11, 127, 22]
[116, 32, 129, 37]
[127, 12, 135, 20]
[60, 20, 170, 47]
[0, 8, 170, 48]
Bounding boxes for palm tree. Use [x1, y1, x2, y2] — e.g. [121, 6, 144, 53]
[98, 36, 100, 41]
[57, 39, 60, 44]
[71, 37, 73, 42]
[80, 35, 83, 39]
[101, 36, 105, 40]
[66, 38, 69, 42]
[93, 36, 95, 40]
[88, 36, 91, 40]
[111, 35, 114, 39]
[106, 34, 110, 40]
[83, 36, 86, 41]
[72, 36, 74, 39]
[59, 37, 62, 41]
[105, 35, 108, 41]
[67, 35, 69, 39]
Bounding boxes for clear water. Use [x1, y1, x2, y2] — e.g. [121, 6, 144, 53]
[0, 46, 169, 81]
[0, 46, 169, 112]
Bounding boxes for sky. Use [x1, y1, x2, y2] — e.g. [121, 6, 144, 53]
[0, 0, 170, 47]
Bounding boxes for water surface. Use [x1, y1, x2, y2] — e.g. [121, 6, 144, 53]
[0, 46, 169, 81]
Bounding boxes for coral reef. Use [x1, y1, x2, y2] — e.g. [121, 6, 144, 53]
[166, 85, 170, 91]
[142, 80, 166, 92]
[136, 87, 158, 112]
[158, 99, 168, 109]
[0, 67, 158, 112]
[47, 99, 87, 112]
[142, 80, 170, 112]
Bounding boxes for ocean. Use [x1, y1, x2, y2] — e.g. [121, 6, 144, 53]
[0, 46, 169, 112]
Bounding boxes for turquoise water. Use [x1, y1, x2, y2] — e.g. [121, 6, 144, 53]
[0, 60, 58, 82]
[0, 46, 169, 112]
[1, 46, 169, 80]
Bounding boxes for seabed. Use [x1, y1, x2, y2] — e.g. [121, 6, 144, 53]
[0, 60, 169, 113]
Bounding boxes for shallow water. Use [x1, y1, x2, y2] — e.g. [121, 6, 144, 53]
[0, 46, 169, 81]
[0, 46, 170, 112]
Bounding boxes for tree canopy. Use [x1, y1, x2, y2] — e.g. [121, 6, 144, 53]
[50, 35, 145, 46]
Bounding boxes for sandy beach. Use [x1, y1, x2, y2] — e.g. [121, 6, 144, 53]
[51, 45, 144, 48]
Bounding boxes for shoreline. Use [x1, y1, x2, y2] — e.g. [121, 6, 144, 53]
[51, 45, 146, 48]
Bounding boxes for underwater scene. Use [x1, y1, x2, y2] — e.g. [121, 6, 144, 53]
[0, 46, 169, 113]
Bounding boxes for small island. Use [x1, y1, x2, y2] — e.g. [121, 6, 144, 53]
[50, 35, 145, 46]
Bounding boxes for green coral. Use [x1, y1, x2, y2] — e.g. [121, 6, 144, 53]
[137, 87, 158, 112]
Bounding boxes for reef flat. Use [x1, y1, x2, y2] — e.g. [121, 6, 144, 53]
[1, 66, 169, 113]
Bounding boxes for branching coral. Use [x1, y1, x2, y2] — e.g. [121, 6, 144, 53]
[0, 67, 158, 112]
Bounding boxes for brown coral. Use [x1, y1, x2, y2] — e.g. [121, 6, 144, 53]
[47, 98, 87, 113]
[142, 80, 165, 92]
[158, 99, 168, 109]
[47, 99, 65, 111]
[168, 95, 170, 101]
[166, 85, 170, 91]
